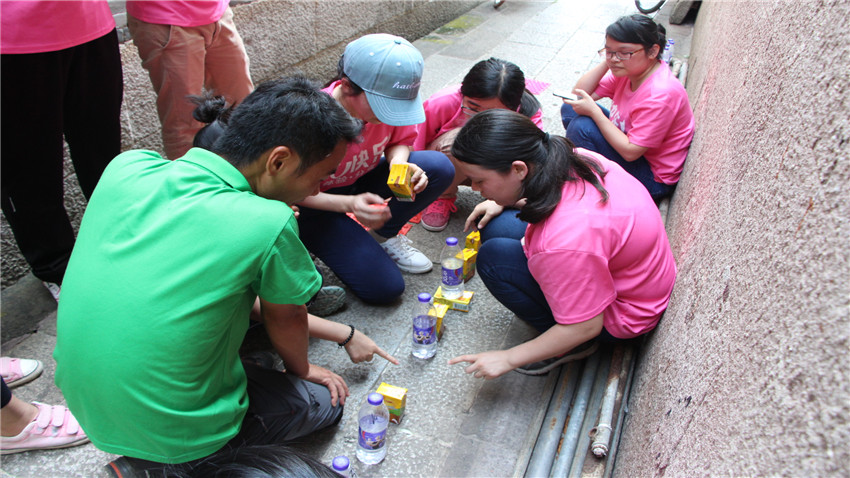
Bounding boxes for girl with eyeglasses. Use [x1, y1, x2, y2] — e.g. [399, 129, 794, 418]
[447, 110, 676, 379]
[560, 14, 694, 201]
[413, 58, 542, 232]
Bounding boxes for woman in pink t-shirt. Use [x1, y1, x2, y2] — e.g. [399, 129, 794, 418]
[447, 110, 676, 379]
[560, 14, 694, 201]
[415, 58, 542, 232]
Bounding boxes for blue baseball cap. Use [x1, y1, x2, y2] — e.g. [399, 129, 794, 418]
[343, 34, 425, 126]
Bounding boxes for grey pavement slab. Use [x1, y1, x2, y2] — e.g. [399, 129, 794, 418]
[0, 0, 693, 476]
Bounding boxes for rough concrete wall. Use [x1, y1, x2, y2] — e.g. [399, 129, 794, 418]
[616, 1, 849, 476]
[0, 0, 479, 287]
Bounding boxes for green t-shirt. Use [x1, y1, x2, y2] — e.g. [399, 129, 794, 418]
[54, 148, 321, 463]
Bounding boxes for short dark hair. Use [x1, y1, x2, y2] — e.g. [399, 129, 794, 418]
[212, 76, 362, 172]
[606, 14, 666, 60]
[460, 57, 541, 118]
[451, 109, 608, 224]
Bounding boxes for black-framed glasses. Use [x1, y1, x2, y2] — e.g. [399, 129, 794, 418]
[461, 104, 480, 117]
[598, 47, 644, 61]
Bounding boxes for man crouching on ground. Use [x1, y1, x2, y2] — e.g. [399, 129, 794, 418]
[53, 77, 392, 473]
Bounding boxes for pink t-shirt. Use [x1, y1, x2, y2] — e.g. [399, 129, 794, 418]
[126, 0, 229, 28]
[414, 84, 544, 151]
[522, 148, 676, 339]
[1, 1, 115, 54]
[319, 81, 418, 191]
[595, 64, 694, 185]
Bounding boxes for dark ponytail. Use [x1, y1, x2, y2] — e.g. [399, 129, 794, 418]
[189, 92, 234, 150]
[606, 14, 666, 61]
[451, 109, 608, 224]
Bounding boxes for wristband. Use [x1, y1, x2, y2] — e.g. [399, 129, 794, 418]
[338, 325, 355, 348]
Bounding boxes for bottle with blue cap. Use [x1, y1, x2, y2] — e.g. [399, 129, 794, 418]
[332, 455, 356, 477]
[356, 392, 390, 464]
[411, 292, 438, 359]
[440, 237, 463, 300]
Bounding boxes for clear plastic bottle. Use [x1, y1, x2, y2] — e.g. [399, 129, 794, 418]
[332, 455, 356, 477]
[356, 392, 389, 465]
[411, 292, 437, 359]
[440, 237, 463, 300]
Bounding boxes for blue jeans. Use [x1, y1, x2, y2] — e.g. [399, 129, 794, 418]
[561, 103, 674, 201]
[298, 151, 454, 304]
[477, 227, 623, 342]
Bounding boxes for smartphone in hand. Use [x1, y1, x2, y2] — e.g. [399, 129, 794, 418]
[552, 91, 579, 102]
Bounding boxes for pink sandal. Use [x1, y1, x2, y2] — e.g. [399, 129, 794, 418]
[1, 402, 89, 454]
[0, 357, 43, 388]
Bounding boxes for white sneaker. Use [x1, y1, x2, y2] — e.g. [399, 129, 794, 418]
[42, 281, 60, 302]
[380, 235, 433, 274]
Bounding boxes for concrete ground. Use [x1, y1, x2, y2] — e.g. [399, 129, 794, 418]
[0, 1, 693, 476]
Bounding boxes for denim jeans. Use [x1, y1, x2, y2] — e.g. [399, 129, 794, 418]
[560, 103, 674, 201]
[298, 151, 454, 304]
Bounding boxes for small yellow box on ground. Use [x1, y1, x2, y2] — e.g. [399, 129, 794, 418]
[458, 248, 477, 282]
[431, 302, 449, 340]
[387, 163, 415, 202]
[376, 382, 408, 424]
[433, 287, 475, 312]
[465, 230, 481, 251]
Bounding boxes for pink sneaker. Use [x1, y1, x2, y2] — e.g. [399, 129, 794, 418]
[1, 402, 89, 454]
[0, 357, 43, 388]
[421, 197, 458, 232]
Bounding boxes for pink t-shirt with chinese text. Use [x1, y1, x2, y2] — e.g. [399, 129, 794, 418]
[1, 1, 115, 54]
[320, 81, 418, 191]
[414, 84, 544, 151]
[126, 0, 229, 28]
[522, 148, 676, 339]
[594, 64, 694, 185]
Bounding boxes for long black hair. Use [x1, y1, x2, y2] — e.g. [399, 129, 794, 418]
[606, 14, 666, 61]
[460, 58, 541, 118]
[451, 109, 608, 224]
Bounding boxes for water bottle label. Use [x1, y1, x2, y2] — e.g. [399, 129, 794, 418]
[441, 266, 462, 286]
[358, 427, 387, 450]
[413, 320, 436, 345]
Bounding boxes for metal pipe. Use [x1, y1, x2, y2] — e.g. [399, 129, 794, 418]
[603, 344, 637, 478]
[548, 349, 602, 477]
[591, 346, 626, 458]
[567, 349, 611, 478]
[524, 361, 581, 477]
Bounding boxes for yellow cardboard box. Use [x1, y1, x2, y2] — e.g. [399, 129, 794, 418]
[431, 302, 449, 340]
[465, 230, 481, 251]
[458, 248, 477, 282]
[376, 382, 408, 424]
[387, 163, 415, 202]
[433, 287, 474, 312]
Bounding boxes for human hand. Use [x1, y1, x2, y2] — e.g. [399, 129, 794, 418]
[290, 205, 300, 219]
[447, 350, 515, 380]
[567, 88, 598, 117]
[351, 193, 392, 229]
[304, 363, 350, 406]
[344, 329, 400, 365]
[464, 200, 505, 231]
[406, 163, 429, 193]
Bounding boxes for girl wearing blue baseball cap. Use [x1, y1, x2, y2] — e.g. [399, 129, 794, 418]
[296, 34, 455, 304]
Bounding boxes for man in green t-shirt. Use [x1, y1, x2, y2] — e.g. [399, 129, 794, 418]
[54, 77, 398, 472]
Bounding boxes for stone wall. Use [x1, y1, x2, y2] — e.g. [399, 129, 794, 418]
[615, 1, 849, 476]
[0, 0, 480, 287]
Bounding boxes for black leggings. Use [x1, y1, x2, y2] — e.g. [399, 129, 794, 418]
[2, 378, 11, 408]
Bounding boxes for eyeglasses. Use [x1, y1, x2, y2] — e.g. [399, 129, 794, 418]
[598, 48, 644, 61]
[461, 104, 480, 117]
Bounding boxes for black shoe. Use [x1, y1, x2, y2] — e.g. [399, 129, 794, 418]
[104, 457, 143, 478]
[514, 341, 599, 376]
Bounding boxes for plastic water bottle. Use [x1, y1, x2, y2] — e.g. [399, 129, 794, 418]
[356, 392, 389, 464]
[411, 292, 437, 359]
[662, 39, 675, 64]
[440, 237, 463, 300]
[332, 455, 356, 477]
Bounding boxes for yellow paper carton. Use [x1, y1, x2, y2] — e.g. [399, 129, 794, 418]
[387, 163, 415, 202]
[457, 248, 478, 282]
[431, 302, 449, 340]
[465, 230, 481, 251]
[433, 287, 474, 312]
[376, 382, 408, 424]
